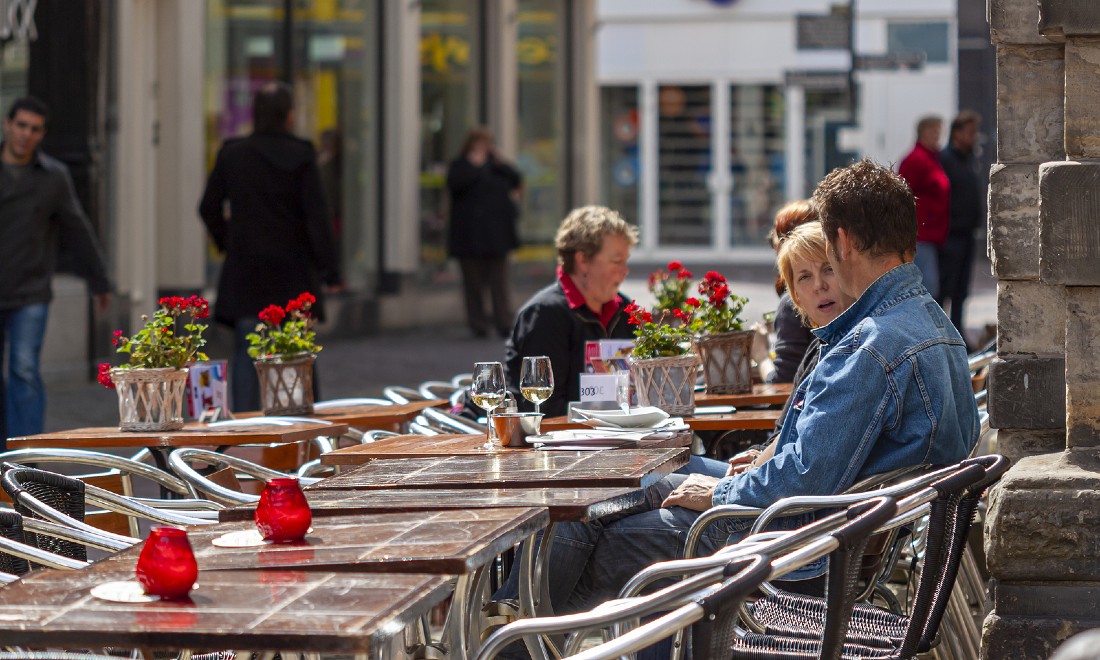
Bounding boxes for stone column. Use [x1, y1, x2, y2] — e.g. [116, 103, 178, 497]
[983, 0, 1100, 657]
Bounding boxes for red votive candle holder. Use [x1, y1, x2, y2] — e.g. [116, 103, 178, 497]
[136, 526, 198, 600]
[255, 477, 312, 542]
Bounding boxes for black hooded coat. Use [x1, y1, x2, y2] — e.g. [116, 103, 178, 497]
[199, 131, 340, 326]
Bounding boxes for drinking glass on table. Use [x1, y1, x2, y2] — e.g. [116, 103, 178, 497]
[471, 361, 507, 451]
[519, 356, 554, 415]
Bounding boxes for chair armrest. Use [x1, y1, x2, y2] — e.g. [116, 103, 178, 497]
[683, 504, 763, 559]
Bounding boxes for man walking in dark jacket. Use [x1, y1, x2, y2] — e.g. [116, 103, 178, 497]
[199, 82, 341, 412]
[938, 111, 984, 340]
[0, 97, 112, 444]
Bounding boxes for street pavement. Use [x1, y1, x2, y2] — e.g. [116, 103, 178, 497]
[44, 255, 996, 433]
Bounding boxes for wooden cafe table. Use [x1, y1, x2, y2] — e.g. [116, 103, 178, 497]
[694, 382, 792, 408]
[0, 566, 453, 658]
[539, 409, 782, 433]
[309, 447, 689, 492]
[91, 507, 549, 659]
[320, 430, 692, 466]
[237, 398, 446, 433]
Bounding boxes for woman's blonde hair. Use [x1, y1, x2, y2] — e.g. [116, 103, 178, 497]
[776, 221, 829, 325]
[556, 206, 639, 274]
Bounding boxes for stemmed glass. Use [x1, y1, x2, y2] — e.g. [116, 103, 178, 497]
[471, 361, 507, 451]
[519, 356, 554, 415]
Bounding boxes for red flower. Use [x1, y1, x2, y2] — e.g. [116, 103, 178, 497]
[295, 292, 316, 307]
[703, 271, 726, 285]
[686, 298, 701, 308]
[667, 260, 683, 272]
[672, 308, 689, 321]
[97, 363, 115, 389]
[186, 296, 210, 319]
[258, 304, 286, 326]
[640, 310, 653, 323]
[286, 299, 302, 313]
[677, 269, 693, 279]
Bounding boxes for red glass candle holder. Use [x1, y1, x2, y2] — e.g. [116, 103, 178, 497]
[136, 526, 198, 600]
[255, 477, 312, 542]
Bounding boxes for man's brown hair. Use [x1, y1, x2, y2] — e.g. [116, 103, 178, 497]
[811, 159, 917, 260]
[950, 110, 981, 137]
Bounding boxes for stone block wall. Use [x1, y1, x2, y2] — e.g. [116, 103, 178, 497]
[983, 0, 1100, 656]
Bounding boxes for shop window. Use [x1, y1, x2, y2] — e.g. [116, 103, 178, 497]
[888, 22, 950, 64]
[730, 85, 785, 246]
[599, 86, 640, 227]
[657, 84, 711, 247]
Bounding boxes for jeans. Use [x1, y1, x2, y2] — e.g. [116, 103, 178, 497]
[938, 233, 975, 338]
[232, 319, 261, 413]
[913, 241, 940, 300]
[0, 303, 50, 444]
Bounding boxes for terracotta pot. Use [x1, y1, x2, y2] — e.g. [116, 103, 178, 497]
[111, 367, 189, 432]
[628, 353, 699, 417]
[254, 353, 316, 415]
[695, 329, 755, 394]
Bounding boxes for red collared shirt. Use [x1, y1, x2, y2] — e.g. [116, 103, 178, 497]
[557, 266, 622, 329]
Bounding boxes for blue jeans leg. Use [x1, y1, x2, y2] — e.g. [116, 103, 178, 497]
[6, 303, 49, 439]
[913, 241, 941, 300]
[232, 319, 261, 413]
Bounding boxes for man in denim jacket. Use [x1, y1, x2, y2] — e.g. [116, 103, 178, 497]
[532, 160, 980, 615]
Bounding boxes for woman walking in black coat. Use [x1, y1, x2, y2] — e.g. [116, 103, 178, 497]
[446, 127, 523, 338]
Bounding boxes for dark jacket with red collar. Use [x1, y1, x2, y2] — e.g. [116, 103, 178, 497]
[504, 279, 634, 418]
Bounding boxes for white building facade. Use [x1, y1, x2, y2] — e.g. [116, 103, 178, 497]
[595, 0, 957, 261]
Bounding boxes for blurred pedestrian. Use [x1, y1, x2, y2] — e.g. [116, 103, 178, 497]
[898, 115, 949, 299]
[938, 111, 983, 342]
[199, 81, 341, 412]
[0, 96, 112, 444]
[446, 127, 523, 339]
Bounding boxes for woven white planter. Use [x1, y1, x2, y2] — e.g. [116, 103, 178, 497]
[695, 330, 755, 394]
[111, 367, 189, 432]
[254, 353, 316, 415]
[629, 353, 699, 417]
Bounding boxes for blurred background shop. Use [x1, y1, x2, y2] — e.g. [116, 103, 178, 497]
[0, 0, 991, 382]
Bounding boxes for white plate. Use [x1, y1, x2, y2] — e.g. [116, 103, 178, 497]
[211, 529, 270, 548]
[90, 580, 161, 603]
[573, 406, 669, 428]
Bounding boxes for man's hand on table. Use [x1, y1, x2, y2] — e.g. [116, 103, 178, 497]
[661, 474, 720, 512]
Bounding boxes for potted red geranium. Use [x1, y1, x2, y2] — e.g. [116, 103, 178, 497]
[692, 271, 752, 394]
[98, 295, 210, 431]
[246, 292, 321, 415]
[623, 299, 699, 417]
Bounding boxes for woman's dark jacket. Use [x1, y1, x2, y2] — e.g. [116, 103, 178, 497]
[199, 131, 341, 326]
[767, 337, 821, 443]
[767, 292, 815, 384]
[505, 282, 634, 418]
[446, 156, 522, 258]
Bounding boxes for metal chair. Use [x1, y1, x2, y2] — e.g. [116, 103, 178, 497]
[383, 385, 429, 404]
[313, 397, 393, 409]
[732, 456, 1009, 659]
[1, 465, 215, 557]
[0, 447, 196, 499]
[167, 447, 321, 505]
[0, 509, 89, 574]
[419, 380, 460, 400]
[421, 406, 487, 435]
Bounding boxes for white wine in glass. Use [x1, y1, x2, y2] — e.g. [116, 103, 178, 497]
[519, 356, 554, 415]
[471, 361, 507, 450]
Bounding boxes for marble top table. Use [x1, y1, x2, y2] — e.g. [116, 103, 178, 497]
[0, 567, 453, 654]
[539, 409, 782, 433]
[7, 419, 348, 451]
[320, 430, 692, 465]
[308, 448, 689, 491]
[219, 486, 647, 523]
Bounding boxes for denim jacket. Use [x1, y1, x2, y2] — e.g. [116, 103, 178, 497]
[713, 263, 979, 508]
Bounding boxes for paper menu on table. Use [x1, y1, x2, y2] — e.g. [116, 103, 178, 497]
[585, 339, 635, 373]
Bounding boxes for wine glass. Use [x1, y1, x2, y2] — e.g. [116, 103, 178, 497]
[519, 356, 554, 415]
[615, 371, 631, 414]
[471, 361, 506, 450]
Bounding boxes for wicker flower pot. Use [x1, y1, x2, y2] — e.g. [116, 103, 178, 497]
[254, 353, 316, 415]
[629, 353, 699, 417]
[695, 329, 755, 394]
[111, 367, 189, 431]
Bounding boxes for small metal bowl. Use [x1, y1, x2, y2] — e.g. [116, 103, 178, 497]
[492, 412, 544, 448]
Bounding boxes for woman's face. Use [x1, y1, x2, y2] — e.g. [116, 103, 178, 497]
[789, 255, 853, 327]
[575, 233, 632, 308]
